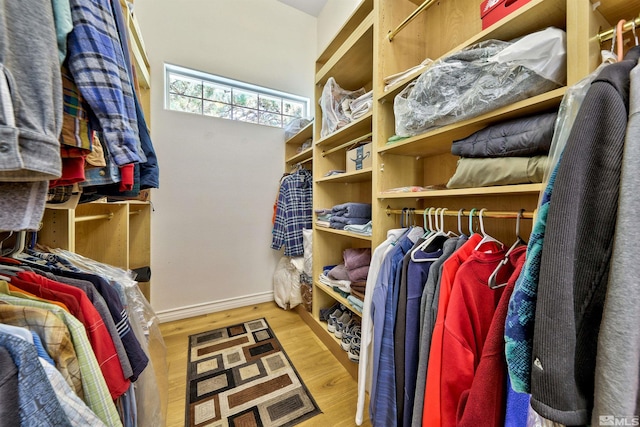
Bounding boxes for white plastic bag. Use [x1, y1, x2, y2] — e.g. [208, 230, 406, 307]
[273, 255, 304, 309]
[319, 77, 366, 137]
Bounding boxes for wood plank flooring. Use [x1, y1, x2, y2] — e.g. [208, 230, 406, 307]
[159, 302, 372, 427]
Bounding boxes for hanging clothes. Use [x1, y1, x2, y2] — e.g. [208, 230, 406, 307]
[271, 168, 313, 257]
[530, 45, 640, 426]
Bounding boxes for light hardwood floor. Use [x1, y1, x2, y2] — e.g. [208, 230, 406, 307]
[159, 302, 372, 427]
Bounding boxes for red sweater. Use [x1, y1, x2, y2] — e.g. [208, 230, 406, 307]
[457, 248, 527, 427]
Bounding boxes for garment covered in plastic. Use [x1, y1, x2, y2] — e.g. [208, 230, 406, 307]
[394, 27, 567, 137]
[284, 117, 312, 140]
[47, 248, 168, 427]
[319, 77, 366, 137]
[273, 255, 303, 310]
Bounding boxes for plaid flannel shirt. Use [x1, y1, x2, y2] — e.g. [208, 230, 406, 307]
[67, 0, 142, 166]
[271, 169, 312, 257]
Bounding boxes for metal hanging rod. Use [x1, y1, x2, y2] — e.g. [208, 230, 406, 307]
[388, 0, 438, 42]
[597, 15, 640, 43]
[322, 132, 373, 157]
[386, 207, 535, 219]
[75, 212, 114, 223]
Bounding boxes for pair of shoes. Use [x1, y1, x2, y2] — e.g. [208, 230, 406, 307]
[334, 311, 353, 339]
[341, 322, 361, 352]
[348, 336, 360, 363]
[327, 305, 346, 333]
[319, 302, 341, 322]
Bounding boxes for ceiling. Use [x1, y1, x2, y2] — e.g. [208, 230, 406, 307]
[276, 0, 328, 17]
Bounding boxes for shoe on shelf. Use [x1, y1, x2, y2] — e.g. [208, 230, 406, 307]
[341, 322, 361, 351]
[334, 312, 353, 339]
[348, 336, 361, 363]
[320, 302, 341, 322]
[327, 306, 345, 333]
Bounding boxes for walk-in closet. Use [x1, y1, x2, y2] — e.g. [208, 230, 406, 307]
[1, 0, 639, 426]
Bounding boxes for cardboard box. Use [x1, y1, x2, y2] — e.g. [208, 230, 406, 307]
[346, 142, 372, 173]
[480, 0, 531, 30]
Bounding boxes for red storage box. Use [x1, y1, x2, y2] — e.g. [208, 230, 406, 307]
[480, 0, 532, 30]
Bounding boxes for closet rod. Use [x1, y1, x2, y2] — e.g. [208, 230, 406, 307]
[597, 15, 640, 43]
[74, 213, 114, 223]
[386, 207, 535, 219]
[322, 132, 373, 157]
[388, 0, 437, 42]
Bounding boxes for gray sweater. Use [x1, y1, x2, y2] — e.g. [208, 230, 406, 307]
[0, 1, 62, 230]
[531, 46, 640, 426]
[592, 58, 640, 424]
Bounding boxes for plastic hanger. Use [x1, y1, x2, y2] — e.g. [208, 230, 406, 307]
[457, 208, 467, 237]
[473, 208, 503, 251]
[617, 19, 626, 60]
[632, 21, 639, 46]
[411, 208, 449, 262]
[488, 209, 527, 289]
[421, 207, 435, 238]
[468, 208, 478, 236]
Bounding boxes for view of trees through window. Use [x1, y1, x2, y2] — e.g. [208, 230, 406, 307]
[165, 64, 309, 128]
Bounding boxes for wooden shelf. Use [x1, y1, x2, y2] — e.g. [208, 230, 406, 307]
[286, 147, 313, 165]
[285, 121, 313, 146]
[379, 0, 567, 102]
[314, 226, 372, 241]
[316, 12, 374, 89]
[317, 168, 372, 184]
[295, 306, 359, 379]
[378, 183, 544, 199]
[315, 281, 362, 318]
[316, 111, 373, 150]
[379, 87, 566, 157]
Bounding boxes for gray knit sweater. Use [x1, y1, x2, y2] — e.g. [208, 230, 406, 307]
[530, 46, 640, 426]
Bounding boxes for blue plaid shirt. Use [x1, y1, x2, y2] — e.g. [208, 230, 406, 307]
[271, 169, 312, 257]
[67, 0, 143, 166]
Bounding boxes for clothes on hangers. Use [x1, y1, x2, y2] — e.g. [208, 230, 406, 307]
[271, 168, 313, 257]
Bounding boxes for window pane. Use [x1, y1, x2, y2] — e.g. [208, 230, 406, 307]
[169, 94, 202, 114]
[282, 115, 298, 127]
[203, 100, 231, 119]
[169, 73, 202, 97]
[233, 107, 258, 123]
[283, 100, 305, 118]
[233, 90, 258, 109]
[203, 83, 231, 103]
[259, 95, 281, 113]
[259, 112, 282, 127]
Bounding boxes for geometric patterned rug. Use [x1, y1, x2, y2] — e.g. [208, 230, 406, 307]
[185, 318, 321, 426]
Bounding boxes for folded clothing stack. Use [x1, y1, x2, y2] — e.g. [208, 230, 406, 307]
[329, 202, 371, 230]
[446, 111, 556, 188]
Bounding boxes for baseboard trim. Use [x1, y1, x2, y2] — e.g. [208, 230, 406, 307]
[156, 291, 274, 323]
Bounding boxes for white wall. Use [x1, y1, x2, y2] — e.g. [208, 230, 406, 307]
[316, 0, 361, 55]
[134, 0, 317, 318]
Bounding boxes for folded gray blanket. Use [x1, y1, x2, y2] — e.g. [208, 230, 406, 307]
[331, 202, 372, 218]
[330, 216, 371, 225]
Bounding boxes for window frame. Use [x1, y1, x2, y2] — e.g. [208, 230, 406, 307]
[164, 63, 310, 128]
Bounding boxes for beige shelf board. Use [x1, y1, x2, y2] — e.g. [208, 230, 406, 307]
[379, 87, 566, 157]
[314, 226, 373, 241]
[286, 147, 313, 165]
[378, 183, 544, 199]
[316, 0, 374, 66]
[315, 281, 362, 318]
[315, 112, 373, 150]
[285, 121, 314, 145]
[378, 0, 567, 103]
[315, 12, 374, 89]
[316, 168, 372, 184]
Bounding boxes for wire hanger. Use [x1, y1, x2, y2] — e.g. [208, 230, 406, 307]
[474, 208, 504, 251]
[487, 209, 526, 289]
